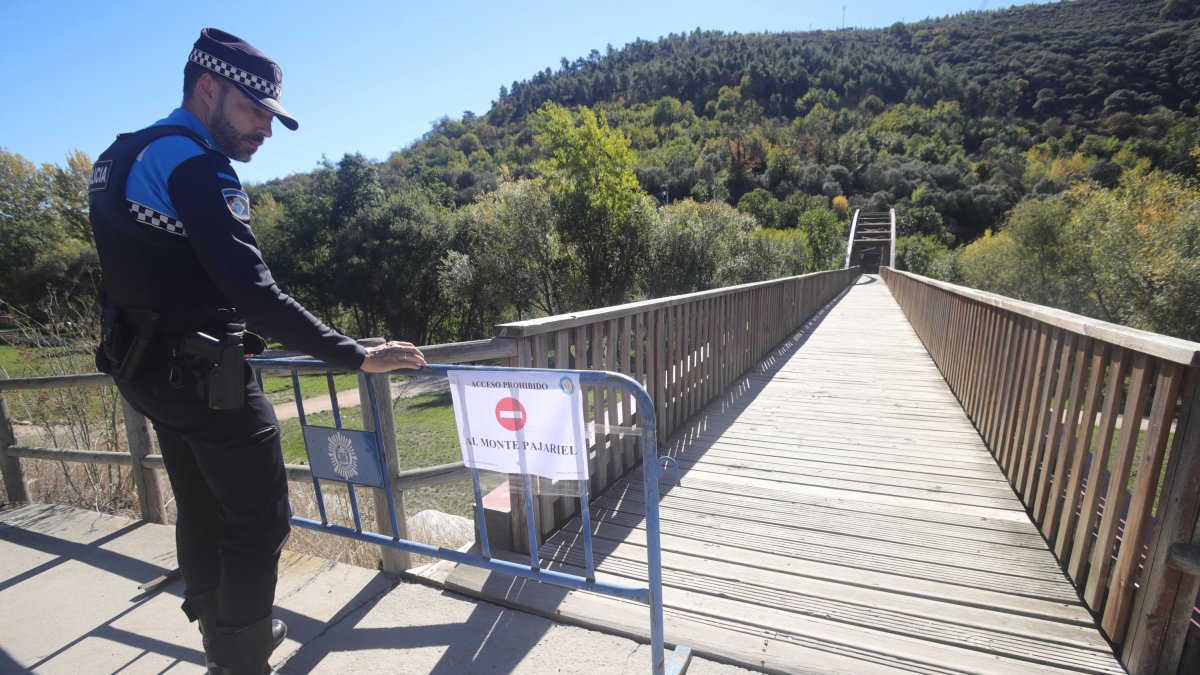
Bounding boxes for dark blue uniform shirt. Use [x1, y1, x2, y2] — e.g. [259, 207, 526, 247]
[91, 108, 366, 370]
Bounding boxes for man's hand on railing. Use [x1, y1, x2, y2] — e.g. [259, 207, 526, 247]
[360, 341, 426, 373]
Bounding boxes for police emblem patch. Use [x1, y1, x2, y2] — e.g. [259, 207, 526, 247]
[327, 432, 359, 480]
[222, 188, 251, 222]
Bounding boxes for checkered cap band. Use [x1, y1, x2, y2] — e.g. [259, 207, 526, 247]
[189, 48, 281, 99]
[130, 201, 187, 237]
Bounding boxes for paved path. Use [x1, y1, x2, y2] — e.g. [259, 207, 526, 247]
[0, 502, 749, 674]
[270, 375, 449, 422]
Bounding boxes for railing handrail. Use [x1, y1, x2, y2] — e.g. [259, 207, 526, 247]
[495, 268, 852, 337]
[843, 209, 860, 269]
[888, 208, 896, 268]
[886, 268, 1200, 366]
[0, 337, 518, 391]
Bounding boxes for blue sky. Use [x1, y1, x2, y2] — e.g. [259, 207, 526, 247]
[1, 0, 1053, 184]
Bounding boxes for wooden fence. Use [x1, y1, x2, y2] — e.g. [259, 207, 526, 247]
[494, 267, 860, 547]
[882, 267, 1200, 675]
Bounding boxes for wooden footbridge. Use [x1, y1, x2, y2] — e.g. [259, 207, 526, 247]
[4, 229, 1200, 672]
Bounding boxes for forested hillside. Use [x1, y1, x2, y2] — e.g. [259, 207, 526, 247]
[3, 0, 1198, 346]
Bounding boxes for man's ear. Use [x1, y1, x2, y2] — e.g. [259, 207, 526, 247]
[194, 72, 221, 108]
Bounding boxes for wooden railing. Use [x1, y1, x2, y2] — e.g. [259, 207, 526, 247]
[882, 267, 1200, 675]
[494, 267, 860, 544]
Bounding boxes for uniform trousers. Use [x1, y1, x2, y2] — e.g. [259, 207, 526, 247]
[118, 360, 290, 629]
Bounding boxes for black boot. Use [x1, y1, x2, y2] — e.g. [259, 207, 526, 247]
[207, 616, 277, 675]
[181, 590, 220, 668]
[183, 592, 287, 668]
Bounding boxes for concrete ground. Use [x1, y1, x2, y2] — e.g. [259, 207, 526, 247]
[0, 503, 752, 674]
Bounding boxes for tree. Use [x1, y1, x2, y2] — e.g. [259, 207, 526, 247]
[0, 148, 97, 314]
[330, 189, 454, 344]
[448, 179, 576, 324]
[534, 103, 648, 308]
[736, 188, 780, 228]
[1065, 170, 1200, 340]
[796, 207, 844, 271]
[645, 199, 755, 296]
[998, 197, 1073, 307]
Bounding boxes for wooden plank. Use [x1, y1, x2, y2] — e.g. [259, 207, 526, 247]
[653, 307, 666, 446]
[360, 370, 409, 573]
[1084, 351, 1152, 611]
[1101, 360, 1184, 640]
[618, 314, 634, 473]
[983, 311, 1016, 451]
[1122, 366, 1200, 674]
[590, 321, 608, 494]
[445, 562, 944, 674]
[998, 318, 1033, 471]
[605, 317, 620, 481]
[683, 300, 695, 424]
[527, 334, 550, 546]
[574, 325, 595, 494]
[542, 519, 1117, 656]
[1033, 331, 1076, 526]
[1020, 327, 1061, 500]
[1044, 337, 1094, 549]
[1067, 347, 1130, 583]
[702, 297, 711, 399]
[536, 545, 1122, 674]
[1054, 341, 1108, 560]
[549, 328, 573, 528]
[120, 398, 166, 524]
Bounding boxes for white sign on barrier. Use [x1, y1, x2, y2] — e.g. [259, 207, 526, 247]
[448, 370, 589, 481]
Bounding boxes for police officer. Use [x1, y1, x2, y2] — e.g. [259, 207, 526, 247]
[88, 28, 425, 674]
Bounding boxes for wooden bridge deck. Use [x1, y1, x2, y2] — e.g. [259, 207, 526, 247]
[447, 275, 1125, 674]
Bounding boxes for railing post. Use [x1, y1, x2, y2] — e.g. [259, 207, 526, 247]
[507, 336, 540, 555]
[1122, 367, 1200, 674]
[358, 341, 410, 574]
[1, 392, 29, 504]
[119, 398, 166, 523]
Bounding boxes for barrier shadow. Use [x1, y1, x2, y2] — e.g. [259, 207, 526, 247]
[279, 578, 558, 675]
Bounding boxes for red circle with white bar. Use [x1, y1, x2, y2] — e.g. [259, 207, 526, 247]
[495, 397, 527, 431]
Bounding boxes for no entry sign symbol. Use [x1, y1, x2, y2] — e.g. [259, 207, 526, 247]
[495, 397, 527, 431]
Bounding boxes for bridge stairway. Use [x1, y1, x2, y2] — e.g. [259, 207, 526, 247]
[446, 275, 1125, 674]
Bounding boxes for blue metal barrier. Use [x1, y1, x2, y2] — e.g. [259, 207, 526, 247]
[249, 359, 692, 675]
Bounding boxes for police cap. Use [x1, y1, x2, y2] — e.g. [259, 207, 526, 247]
[189, 28, 299, 131]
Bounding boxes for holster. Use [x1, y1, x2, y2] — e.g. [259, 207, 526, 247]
[181, 331, 246, 410]
[98, 306, 158, 382]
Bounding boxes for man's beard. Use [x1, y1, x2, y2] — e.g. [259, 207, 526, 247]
[211, 90, 265, 162]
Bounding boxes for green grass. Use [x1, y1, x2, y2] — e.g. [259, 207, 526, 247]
[0, 343, 24, 377]
[282, 391, 483, 517]
[258, 372, 358, 405]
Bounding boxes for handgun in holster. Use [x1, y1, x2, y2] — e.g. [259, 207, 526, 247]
[182, 331, 245, 410]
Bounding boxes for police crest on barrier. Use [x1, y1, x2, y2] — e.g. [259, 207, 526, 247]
[302, 425, 387, 488]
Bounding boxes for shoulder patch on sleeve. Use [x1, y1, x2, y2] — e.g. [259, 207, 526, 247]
[222, 188, 251, 222]
[88, 160, 113, 192]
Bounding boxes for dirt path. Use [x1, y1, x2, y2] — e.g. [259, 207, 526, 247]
[272, 376, 449, 421]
